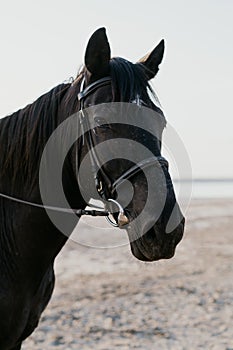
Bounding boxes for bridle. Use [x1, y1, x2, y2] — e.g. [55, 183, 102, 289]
[0, 76, 168, 228]
[77, 76, 168, 226]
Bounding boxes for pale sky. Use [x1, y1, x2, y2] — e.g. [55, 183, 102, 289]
[0, 0, 232, 178]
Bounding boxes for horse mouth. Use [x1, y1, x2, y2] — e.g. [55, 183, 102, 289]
[130, 241, 177, 261]
[128, 219, 184, 262]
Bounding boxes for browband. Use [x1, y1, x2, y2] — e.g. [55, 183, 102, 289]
[78, 77, 111, 101]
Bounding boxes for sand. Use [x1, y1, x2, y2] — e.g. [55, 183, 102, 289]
[22, 198, 233, 350]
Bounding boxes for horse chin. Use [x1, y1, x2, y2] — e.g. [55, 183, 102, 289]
[129, 242, 157, 261]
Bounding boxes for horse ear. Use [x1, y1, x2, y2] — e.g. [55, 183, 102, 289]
[84, 27, 111, 77]
[138, 39, 165, 80]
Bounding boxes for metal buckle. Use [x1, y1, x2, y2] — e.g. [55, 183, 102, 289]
[105, 199, 129, 228]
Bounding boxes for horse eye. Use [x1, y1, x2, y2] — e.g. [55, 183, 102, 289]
[94, 117, 110, 129]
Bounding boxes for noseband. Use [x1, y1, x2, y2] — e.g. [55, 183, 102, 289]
[0, 76, 168, 228]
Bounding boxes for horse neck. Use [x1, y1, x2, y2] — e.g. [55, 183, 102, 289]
[0, 84, 84, 280]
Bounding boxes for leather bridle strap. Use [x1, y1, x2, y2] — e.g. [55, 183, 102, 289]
[0, 192, 109, 216]
[111, 156, 168, 194]
[78, 77, 112, 101]
[78, 76, 113, 200]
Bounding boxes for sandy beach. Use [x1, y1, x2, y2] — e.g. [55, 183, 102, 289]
[22, 198, 233, 350]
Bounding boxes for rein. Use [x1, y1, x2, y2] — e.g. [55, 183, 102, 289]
[0, 77, 168, 227]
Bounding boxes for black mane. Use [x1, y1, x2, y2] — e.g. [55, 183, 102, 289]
[0, 83, 70, 192]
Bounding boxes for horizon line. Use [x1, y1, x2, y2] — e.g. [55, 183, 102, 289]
[173, 178, 233, 182]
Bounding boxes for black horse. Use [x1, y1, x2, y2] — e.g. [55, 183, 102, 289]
[0, 28, 184, 349]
